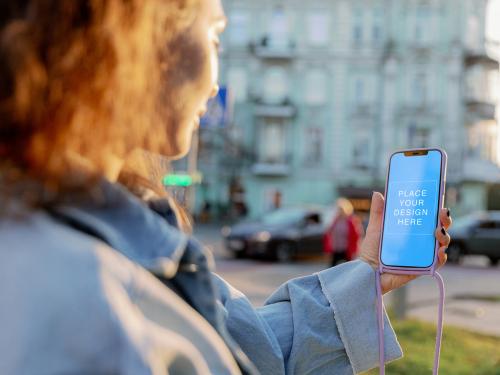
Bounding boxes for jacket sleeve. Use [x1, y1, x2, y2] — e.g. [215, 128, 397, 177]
[213, 260, 402, 375]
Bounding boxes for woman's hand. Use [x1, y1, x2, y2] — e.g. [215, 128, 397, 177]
[359, 192, 452, 294]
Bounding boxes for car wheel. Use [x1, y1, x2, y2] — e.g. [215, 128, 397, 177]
[446, 243, 462, 264]
[275, 242, 295, 263]
[488, 256, 499, 266]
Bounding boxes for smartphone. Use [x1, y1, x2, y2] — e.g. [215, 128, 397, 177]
[379, 148, 447, 269]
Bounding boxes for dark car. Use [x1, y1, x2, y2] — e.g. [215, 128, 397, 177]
[222, 206, 334, 262]
[447, 211, 500, 266]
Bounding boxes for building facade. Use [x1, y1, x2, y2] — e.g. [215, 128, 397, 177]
[197, 0, 500, 218]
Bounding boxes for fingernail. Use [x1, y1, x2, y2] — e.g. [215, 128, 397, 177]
[441, 227, 446, 235]
[447, 209, 450, 217]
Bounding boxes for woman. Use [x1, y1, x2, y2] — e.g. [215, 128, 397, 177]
[0, 1, 452, 374]
[324, 198, 364, 266]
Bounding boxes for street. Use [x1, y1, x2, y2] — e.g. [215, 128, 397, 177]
[195, 224, 500, 337]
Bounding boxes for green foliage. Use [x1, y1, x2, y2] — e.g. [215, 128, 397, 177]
[364, 319, 500, 375]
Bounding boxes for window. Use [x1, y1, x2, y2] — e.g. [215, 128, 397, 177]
[305, 70, 327, 105]
[263, 67, 289, 104]
[467, 121, 498, 162]
[352, 74, 377, 110]
[414, 5, 431, 45]
[478, 220, 496, 230]
[353, 77, 365, 105]
[466, 66, 499, 104]
[307, 12, 330, 46]
[263, 189, 284, 211]
[304, 127, 323, 165]
[408, 124, 430, 148]
[227, 68, 248, 102]
[489, 70, 499, 103]
[467, 123, 481, 158]
[372, 8, 383, 44]
[352, 8, 363, 45]
[412, 73, 427, 106]
[258, 119, 286, 164]
[269, 6, 289, 48]
[373, 24, 382, 44]
[228, 10, 249, 46]
[355, 79, 364, 102]
[353, 131, 371, 168]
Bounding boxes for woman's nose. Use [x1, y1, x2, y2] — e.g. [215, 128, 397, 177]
[210, 85, 219, 98]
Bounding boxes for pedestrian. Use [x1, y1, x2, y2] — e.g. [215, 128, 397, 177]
[324, 198, 364, 266]
[0, 1, 452, 374]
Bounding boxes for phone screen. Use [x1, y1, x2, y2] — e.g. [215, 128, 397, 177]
[380, 150, 444, 268]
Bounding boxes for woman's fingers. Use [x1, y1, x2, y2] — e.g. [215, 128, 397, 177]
[437, 209, 451, 268]
[365, 192, 385, 237]
[383, 246, 448, 294]
[381, 273, 417, 294]
[382, 211, 451, 294]
[439, 208, 452, 230]
[436, 207, 452, 249]
[437, 246, 448, 268]
[435, 225, 451, 247]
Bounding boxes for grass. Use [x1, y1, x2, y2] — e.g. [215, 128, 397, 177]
[364, 319, 500, 375]
[452, 294, 500, 303]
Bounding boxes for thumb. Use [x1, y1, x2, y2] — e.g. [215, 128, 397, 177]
[366, 192, 385, 235]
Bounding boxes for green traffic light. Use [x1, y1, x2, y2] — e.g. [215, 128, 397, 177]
[163, 174, 193, 187]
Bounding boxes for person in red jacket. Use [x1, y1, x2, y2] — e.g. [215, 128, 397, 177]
[324, 198, 365, 266]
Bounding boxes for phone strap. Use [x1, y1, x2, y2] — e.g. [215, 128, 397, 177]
[376, 269, 445, 375]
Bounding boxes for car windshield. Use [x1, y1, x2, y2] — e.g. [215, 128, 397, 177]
[261, 208, 306, 226]
[452, 213, 482, 230]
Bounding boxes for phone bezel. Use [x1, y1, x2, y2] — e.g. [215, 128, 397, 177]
[379, 147, 447, 272]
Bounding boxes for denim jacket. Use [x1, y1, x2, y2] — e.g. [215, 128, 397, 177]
[0, 181, 402, 374]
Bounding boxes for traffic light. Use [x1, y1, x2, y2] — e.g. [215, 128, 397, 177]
[162, 172, 202, 187]
[163, 174, 193, 187]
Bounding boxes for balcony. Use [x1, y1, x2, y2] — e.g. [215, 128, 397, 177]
[465, 100, 496, 121]
[463, 157, 500, 183]
[249, 36, 296, 60]
[253, 98, 297, 118]
[252, 154, 292, 177]
[464, 52, 499, 69]
[396, 102, 440, 118]
[254, 104, 296, 118]
[463, 59, 498, 121]
[252, 162, 290, 176]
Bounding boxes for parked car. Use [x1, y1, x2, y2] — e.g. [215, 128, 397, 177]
[447, 211, 500, 266]
[222, 206, 334, 262]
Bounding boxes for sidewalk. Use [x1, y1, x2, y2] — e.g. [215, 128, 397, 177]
[408, 299, 500, 337]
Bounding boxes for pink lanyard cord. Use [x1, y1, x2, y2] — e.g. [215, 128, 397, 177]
[376, 270, 445, 375]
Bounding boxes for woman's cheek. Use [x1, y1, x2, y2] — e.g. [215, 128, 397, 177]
[209, 47, 219, 93]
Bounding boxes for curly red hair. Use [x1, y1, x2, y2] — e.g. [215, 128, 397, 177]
[0, 0, 199, 208]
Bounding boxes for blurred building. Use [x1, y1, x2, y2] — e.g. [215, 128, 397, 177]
[199, 0, 500, 218]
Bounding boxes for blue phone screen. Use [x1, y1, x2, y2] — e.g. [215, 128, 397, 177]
[380, 150, 443, 268]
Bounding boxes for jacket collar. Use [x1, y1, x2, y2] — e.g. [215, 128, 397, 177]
[50, 179, 188, 278]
